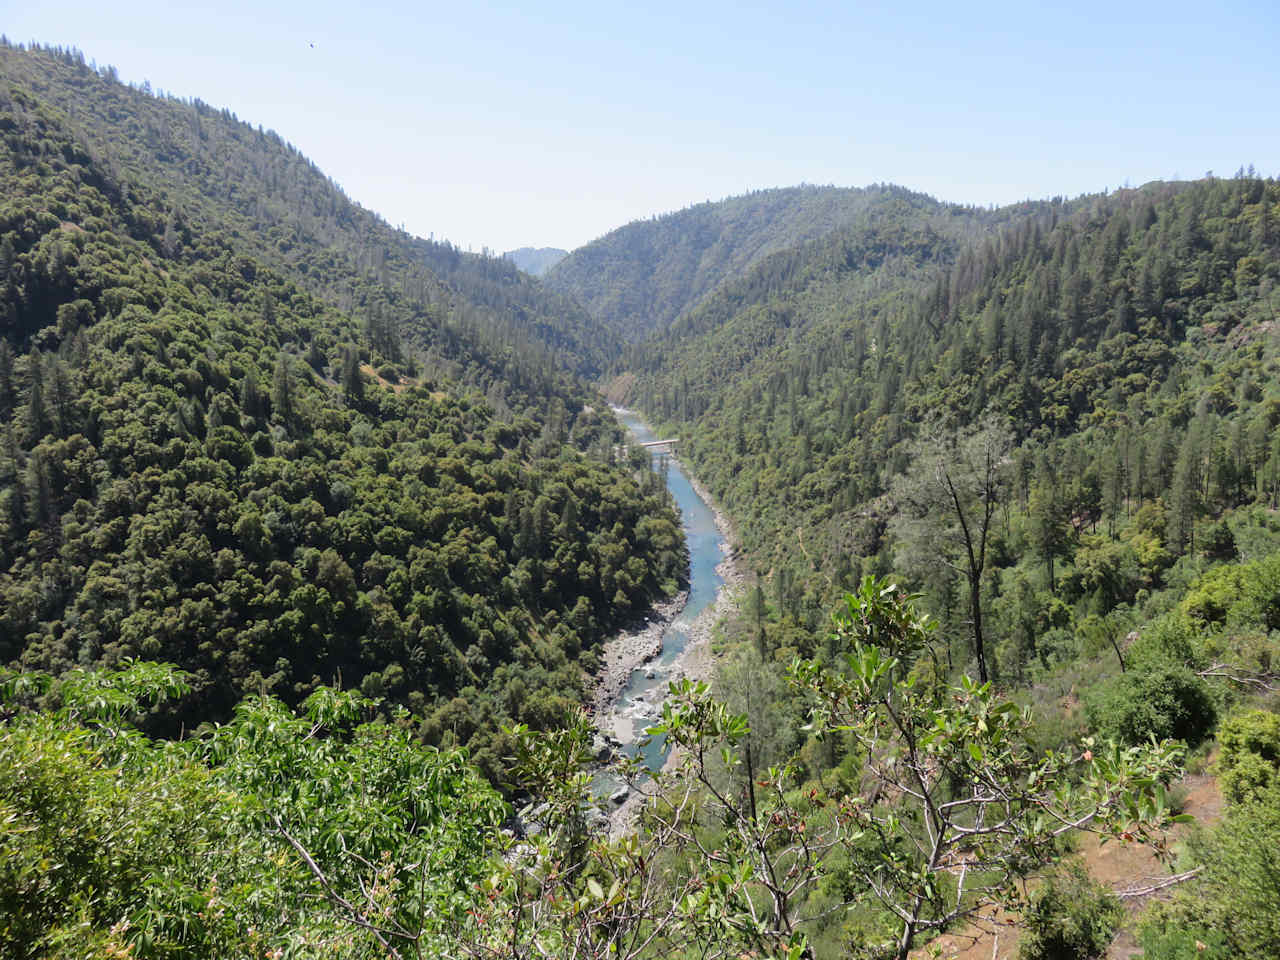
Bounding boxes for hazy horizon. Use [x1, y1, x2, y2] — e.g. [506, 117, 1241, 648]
[7, 0, 1278, 253]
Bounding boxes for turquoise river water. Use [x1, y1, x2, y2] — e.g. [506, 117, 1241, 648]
[610, 408, 728, 772]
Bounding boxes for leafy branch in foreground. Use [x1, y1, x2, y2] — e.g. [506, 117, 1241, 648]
[793, 578, 1186, 957]
[0, 664, 507, 959]
[450, 577, 1185, 960]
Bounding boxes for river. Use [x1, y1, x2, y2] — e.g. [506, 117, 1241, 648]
[605, 408, 729, 773]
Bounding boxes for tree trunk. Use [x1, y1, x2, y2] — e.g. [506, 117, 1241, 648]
[969, 561, 989, 684]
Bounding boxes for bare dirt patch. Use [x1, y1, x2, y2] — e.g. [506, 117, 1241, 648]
[917, 768, 1223, 960]
[360, 362, 417, 393]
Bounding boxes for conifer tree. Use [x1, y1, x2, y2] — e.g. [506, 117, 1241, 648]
[340, 344, 363, 403]
[22, 446, 55, 532]
[271, 354, 294, 426]
[23, 349, 49, 442]
[46, 355, 73, 438]
[306, 338, 325, 373]
[239, 371, 265, 422]
[1028, 461, 1069, 591]
[0, 339, 14, 419]
[1167, 442, 1200, 555]
[890, 418, 1013, 683]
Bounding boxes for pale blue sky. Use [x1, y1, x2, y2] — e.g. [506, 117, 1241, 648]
[6, 1, 1279, 252]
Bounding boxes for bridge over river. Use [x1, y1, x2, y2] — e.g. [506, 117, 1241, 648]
[613, 437, 679, 460]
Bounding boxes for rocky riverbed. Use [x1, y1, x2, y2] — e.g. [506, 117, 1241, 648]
[589, 448, 745, 837]
[590, 590, 687, 719]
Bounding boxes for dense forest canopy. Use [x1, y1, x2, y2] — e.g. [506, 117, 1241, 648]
[0, 41, 616, 382]
[621, 174, 1280, 609]
[574, 166, 1280, 956]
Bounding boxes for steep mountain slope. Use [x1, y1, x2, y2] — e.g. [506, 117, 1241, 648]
[4, 42, 1280, 960]
[0, 43, 616, 382]
[617, 185, 1026, 406]
[546, 184, 956, 344]
[631, 174, 1280, 669]
[504, 246, 568, 276]
[0, 44, 685, 779]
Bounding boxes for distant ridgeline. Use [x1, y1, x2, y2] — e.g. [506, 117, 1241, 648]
[503, 246, 568, 277]
[0, 42, 685, 781]
[544, 183, 1014, 346]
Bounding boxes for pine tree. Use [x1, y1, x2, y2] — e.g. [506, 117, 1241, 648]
[1100, 432, 1127, 535]
[0, 339, 14, 419]
[24, 349, 49, 442]
[0, 421, 17, 486]
[306, 338, 325, 373]
[22, 447, 55, 533]
[340, 345, 363, 403]
[46, 355, 73, 438]
[1027, 459, 1069, 591]
[239, 372, 265, 422]
[1167, 442, 1200, 555]
[271, 354, 294, 426]
[888, 418, 1013, 683]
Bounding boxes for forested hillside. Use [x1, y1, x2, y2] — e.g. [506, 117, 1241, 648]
[0, 43, 685, 778]
[0, 43, 615, 382]
[5, 35, 1280, 960]
[627, 177, 1279, 625]
[614, 185, 1051, 405]
[546, 184, 970, 344]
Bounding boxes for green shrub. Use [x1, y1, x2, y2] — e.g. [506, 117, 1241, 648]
[1201, 519, 1237, 562]
[0, 668, 507, 960]
[1126, 611, 1201, 670]
[1141, 786, 1280, 959]
[1018, 863, 1121, 960]
[1085, 665, 1217, 747]
[1138, 906, 1231, 960]
[1181, 553, 1280, 632]
[1181, 563, 1249, 625]
[1217, 709, 1280, 805]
